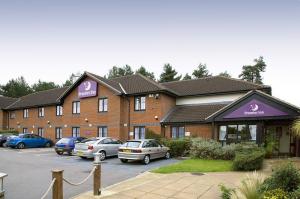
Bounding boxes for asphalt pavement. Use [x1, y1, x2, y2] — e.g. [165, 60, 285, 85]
[0, 147, 179, 199]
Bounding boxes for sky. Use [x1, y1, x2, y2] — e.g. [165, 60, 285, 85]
[0, 0, 299, 106]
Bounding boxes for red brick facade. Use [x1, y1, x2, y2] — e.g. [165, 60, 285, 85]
[6, 76, 194, 141]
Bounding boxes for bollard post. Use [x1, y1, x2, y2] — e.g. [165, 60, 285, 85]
[93, 153, 101, 196]
[52, 170, 64, 199]
[0, 173, 8, 199]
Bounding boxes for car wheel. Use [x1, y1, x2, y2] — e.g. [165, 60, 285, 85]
[80, 156, 87, 159]
[56, 151, 63, 155]
[99, 151, 106, 161]
[17, 142, 25, 149]
[120, 159, 128, 163]
[143, 155, 150, 165]
[165, 151, 171, 159]
[45, 142, 51, 148]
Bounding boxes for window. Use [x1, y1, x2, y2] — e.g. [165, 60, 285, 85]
[98, 98, 108, 112]
[218, 124, 257, 145]
[134, 96, 146, 111]
[10, 112, 16, 119]
[171, 126, 185, 139]
[23, 128, 28, 133]
[38, 107, 45, 117]
[98, 126, 108, 137]
[55, 127, 63, 139]
[72, 101, 80, 114]
[101, 138, 112, 144]
[134, 127, 145, 139]
[56, 105, 63, 116]
[72, 127, 80, 137]
[38, 128, 44, 137]
[23, 109, 29, 118]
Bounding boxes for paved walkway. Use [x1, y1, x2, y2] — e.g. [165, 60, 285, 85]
[74, 171, 251, 199]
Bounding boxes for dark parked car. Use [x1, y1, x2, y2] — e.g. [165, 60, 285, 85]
[55, 137, 86, 155]
[0, 134, 18, 147]
[6, 133, 53, 149]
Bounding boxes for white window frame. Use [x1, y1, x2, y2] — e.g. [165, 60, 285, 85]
[38, 107, 45, 117]
[55, 127, 63, 139]
[72, 101, 80, 114]
[56, 105, 63, 116]
[23, 109, 29, 118]
[98, 126, 108, 137]
[99, 98, 108, 112]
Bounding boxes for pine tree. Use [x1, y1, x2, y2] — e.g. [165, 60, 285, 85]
[159, 64, 182, 82]
[192, 63, 211, 78]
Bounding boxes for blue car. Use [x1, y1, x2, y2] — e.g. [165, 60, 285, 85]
[7, 134, 53, 149]
[55, 137, 86, 155]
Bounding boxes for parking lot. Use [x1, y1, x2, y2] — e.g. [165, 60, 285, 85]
[0, 147, 179, 199]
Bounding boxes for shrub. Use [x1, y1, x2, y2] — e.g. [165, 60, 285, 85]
[260, 162, 300, 193]
[237, 171, 265, 199]
[263, 188, 289, 199]
[190, 138, 224, 159]
[145, 128, 164, 140]
[0, 130, 19, 135]
[160, 138, 191, 157]
[233, 148, 265, 171]
[219, 184, 236, 199]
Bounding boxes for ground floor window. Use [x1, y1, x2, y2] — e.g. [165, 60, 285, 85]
[171, 126, 185, 139]
[72, 127, 80, 137]
[56, 127, 63, 139]
[23, 128, 28, 133]
[98, 126, 108, 137]
[219, 124, 257, 145]
[134, 126, 145, 139]
[38, 128, 44, 137]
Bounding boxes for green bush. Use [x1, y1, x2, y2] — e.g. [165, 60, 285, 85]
[263, 188, 289, 199]
[219, 184, 236, 199]
[260, 162, 300, 193]
[160, 138, 191, 157]
[0, 130, 19, 135]
[233, 148, 265, 171]
[145, 128, 164, 140]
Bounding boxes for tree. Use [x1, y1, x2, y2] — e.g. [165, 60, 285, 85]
[239, 56, 266, 84]
[32, 80, 60, 92]
[108, 65, 134, 79]
[159, 63, 182, 83]
[135, 66, 155, 80]
[0, 76, 33, 98]
[63, 73, 80, 87]
[218, 71, 231, 78]
[192, 63, 211, 79]
[183, 73, 192, 80]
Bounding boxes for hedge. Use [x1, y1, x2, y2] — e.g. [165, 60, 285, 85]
[160, 138, 191, 157]
[233, 148, 265, 171]
[0, 130, 19, 135]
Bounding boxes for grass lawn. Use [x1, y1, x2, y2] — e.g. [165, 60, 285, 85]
[152, 159, 233, 174]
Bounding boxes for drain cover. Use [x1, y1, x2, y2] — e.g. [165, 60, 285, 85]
[191, 173, 204, 176]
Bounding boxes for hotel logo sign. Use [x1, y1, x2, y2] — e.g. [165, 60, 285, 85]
[78, 80, 98, 98]
[224, 99, 288, 119]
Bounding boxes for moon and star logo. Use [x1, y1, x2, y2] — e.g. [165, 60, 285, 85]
[83, 81, 92, 91]
[250, 104, 259, 112]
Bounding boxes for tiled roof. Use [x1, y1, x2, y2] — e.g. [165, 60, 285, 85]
[111, 74, 170, 95]
[0, 96, 18, 109]
[161, 103, 228, 123]
[161, 76, 271, 96]
[6, 87, 69, 110]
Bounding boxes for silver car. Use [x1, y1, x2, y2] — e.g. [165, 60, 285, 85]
[74, 137, 122, 160]
[118, 139, 170, 165]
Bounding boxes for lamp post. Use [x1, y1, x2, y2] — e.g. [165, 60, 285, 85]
[93, 153, 101, 196]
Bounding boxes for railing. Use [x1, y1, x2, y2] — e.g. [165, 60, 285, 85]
[40, 153, 102, 199]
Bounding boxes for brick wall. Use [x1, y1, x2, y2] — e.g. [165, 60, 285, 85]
[7, 77, 177, 142]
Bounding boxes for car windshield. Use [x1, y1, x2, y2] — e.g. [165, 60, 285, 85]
[80, 138, 99, 144]
[122, 141, 141, 148]
[57, 138, 71, 144]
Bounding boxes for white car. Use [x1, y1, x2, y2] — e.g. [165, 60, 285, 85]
[74, 137, 122, 161]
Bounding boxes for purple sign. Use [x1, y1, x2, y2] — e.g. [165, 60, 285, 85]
[224, 99, 288, 118]
[78, 80, 98, 98]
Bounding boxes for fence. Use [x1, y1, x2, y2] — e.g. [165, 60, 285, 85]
[41, 153, 102, 199]
[0, 173, 8, 199]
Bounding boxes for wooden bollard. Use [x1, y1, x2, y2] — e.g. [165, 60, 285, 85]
[93, 153, 101, 196]
[52, 170, 64, 199]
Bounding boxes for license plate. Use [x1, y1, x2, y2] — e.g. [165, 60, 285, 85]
[77, 151, 84, 156]
[56, 148, 63, 151]
[123, 149, 131, 153]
